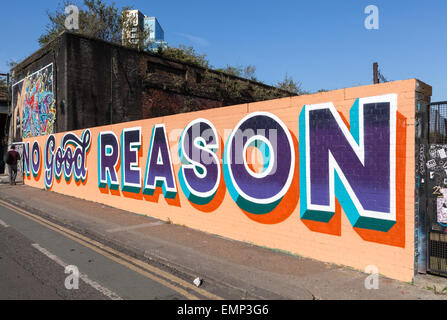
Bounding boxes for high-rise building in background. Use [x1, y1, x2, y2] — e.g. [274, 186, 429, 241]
[122, 9, 168, 52]
[144, 16, 167, 51]
[122, 10, 145, 46]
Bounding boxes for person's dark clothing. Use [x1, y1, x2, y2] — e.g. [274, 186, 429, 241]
[7, 150, 20, 166]
[6, 150, 20, 185]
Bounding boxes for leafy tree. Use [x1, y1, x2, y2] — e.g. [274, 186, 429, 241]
[216, 65, 258, 81]
[39, 0, 143, 47]
[276, 73, 303, 95]
[216, 65, 241, 77]
[7, 60, 19, 69]
[243, 65, 257, 81]
[39, 1, 208, 64]
[157, 45, 210, 69]
[6, 60, 20, 83]
[38, 1, 307, 97]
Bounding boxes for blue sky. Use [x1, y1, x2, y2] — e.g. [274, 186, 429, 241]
[1, 0, 446, 101]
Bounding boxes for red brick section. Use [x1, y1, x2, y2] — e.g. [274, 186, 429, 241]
[142, 88, 223, 119]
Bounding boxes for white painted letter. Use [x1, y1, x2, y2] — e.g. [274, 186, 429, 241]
[65, 5, 79, 31]
[364, 5, 379, 30]
[65, 265, 80, 290]
[364, 265, 379, 289]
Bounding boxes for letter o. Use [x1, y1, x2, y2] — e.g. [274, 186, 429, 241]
[223, 112, 295, 214]
[31, 141, 41, 178]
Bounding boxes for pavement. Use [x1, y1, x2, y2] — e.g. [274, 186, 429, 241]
[0, 175, 446, 300]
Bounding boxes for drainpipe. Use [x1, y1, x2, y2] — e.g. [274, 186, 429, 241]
[110, 55, 113, 125]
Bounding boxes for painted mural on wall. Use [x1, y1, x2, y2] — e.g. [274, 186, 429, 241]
[12, 64, 56, 140]
[436, 190, 447, 226]
[23, 93, 402, 235]
[21, 86, 418, 282]
[426, 144, 447, 230]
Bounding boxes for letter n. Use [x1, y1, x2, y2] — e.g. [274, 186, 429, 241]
[299, 94, 397, 232]
[23, 142, 31, 177]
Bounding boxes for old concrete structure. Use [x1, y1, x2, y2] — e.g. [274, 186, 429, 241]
[0, 84, 9, 173]
[9, 31, 293, 143]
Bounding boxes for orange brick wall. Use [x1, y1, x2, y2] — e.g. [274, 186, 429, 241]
[23, 79, 426, 282]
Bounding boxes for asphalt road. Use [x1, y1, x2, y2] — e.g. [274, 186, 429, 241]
[0, 201, 196, 300]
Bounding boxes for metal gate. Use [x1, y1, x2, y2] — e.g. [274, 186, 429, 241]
[426, 101, 447, 276]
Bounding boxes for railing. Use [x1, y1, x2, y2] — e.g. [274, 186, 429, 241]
[429, 101, 447, 144]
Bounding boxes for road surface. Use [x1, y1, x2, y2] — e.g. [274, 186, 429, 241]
[0, 200, 217, 300]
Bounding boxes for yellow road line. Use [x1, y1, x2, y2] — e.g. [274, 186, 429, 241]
[0, 199, 223, 300]
[0, 200, 198, 300]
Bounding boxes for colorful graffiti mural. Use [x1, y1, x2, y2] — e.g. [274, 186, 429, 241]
[24, 93, 401, 234]
[426, 144, 447, 231]
[436, 189, 447, 226]
[12, 64, 56, 139]
[22, 80, 420, 282]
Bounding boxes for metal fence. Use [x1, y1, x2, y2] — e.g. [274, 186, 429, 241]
[429, 231, 447, 276]
[429, 102, 447, 144]
[427, 101, 447, 276]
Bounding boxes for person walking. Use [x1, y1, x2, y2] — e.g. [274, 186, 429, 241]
[6, 145, 20, 185]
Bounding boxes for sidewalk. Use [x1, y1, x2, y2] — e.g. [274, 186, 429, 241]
[0, 174, 23, 185]
[0, 183, 445, 300]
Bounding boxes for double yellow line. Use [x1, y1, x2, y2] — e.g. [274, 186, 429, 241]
[0, 199, 223, 300]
